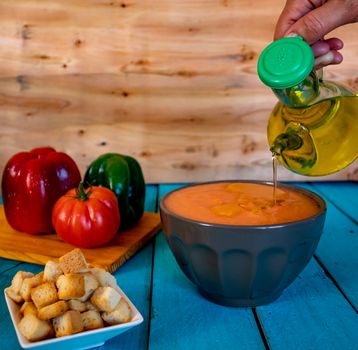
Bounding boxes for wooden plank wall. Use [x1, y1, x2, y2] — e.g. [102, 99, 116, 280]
[0, 0, 357, 184]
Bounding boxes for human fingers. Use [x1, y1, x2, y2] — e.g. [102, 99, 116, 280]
[325, 37, 344, 51]
[274, 0, 316, 40]
[311, 38, 343, 57]
[315, 50, 343, 69]
[284, 1, 354, 44]
[312, 40, 330, 58]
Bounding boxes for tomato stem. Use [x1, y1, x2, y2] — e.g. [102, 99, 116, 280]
[76, 182, 91, 201]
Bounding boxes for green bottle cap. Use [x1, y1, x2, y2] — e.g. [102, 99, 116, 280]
[257, 36, 314, 89]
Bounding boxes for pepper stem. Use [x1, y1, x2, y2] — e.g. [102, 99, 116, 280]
[76, 182, 91, 201]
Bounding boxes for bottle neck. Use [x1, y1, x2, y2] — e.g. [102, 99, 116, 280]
[272, 71, 319, 107]
[272, 70, 355, 108]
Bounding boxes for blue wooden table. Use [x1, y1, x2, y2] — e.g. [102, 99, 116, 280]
[1, 182, 357, 350]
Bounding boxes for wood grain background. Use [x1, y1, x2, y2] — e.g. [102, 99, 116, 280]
[0, 0, 357, 184]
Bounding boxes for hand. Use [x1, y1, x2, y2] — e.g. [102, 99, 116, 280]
[274, 0, 358, 68]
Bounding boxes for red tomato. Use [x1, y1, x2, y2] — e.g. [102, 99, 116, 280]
[52, 184, 120, 248]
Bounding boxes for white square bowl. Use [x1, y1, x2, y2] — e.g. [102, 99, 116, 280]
[4, 286, 143, 350]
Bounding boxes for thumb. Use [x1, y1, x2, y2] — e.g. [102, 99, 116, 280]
[285, 1, 351, 44]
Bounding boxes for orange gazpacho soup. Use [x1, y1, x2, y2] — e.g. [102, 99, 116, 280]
[164, 182, 320, 225]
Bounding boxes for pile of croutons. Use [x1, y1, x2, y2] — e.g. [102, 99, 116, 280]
[5, 249, 132, 342]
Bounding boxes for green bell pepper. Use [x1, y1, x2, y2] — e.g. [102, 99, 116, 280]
[84, 153, 145, 230]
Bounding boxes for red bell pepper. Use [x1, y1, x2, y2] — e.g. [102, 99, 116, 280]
[1, 147, 81, 234]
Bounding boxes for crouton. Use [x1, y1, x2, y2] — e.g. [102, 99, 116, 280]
[38, 301, 68, 320]
[90, 268, 117, 288]
[90, 286, 121, 312]
[53, 310, 83, 337]
[31, 282, 58, 309]
[11, 271, 34, 294]
[68, 299, 87, 312]
[20, 302, 38, 317]
[5, 287, 24, 304]
[20, 272, 44, 301]
[76, 273, 99, 302]
[81, 310, 104, 330]
[18, 314, 52, 342]
[44, 261, 63, 282]
[59, 249, 88, 274]
[56, 274, 85, 300]
[101, 298, 131, 325]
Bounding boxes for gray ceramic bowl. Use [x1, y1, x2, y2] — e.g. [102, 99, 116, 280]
[160, 181, 326, 307]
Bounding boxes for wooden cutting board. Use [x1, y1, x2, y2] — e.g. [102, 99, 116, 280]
[0, 205, 161, 273]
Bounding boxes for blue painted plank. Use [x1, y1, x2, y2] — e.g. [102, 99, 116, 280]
[148, 184, 264, 350]
[309, 181, 358, 223]
[150, 232, 265, 350]
[101, 184, 157, 349]
[256, 258, 358, 350]
[0, 259, 24, 274]
[293, 182, 358, 310]
[102, 243, 152, 350]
